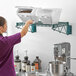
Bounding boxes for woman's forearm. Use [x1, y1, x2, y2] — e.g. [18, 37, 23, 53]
[20, 23, 29, 37]
[20, 20, 33, 38]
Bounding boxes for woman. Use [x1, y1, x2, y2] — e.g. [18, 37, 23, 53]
[0, 16, 33, 76]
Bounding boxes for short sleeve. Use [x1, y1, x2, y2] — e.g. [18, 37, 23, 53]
[4, 33, 21, 46]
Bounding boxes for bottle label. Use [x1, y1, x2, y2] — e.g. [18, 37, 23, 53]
[35, 63, 38, 71]
[31, 66, 35, 73]
[22, 63, 26, 71]
[14, 62, 21, 72]
[26, 65, 31, 72]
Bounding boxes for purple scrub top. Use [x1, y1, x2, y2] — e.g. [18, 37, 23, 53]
[0, 33, 21, 76]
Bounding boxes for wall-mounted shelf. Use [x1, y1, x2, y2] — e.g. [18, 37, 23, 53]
[16, 21, 72, 35]
[52, 22, 72, 35]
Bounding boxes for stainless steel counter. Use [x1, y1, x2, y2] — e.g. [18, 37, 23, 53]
[16, 72, 75, 76]
[16, 72, 37, 76]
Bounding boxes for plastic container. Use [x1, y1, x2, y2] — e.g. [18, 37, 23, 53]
[36, 8, 61, 24]
[16, 6, 61, 24]
[17, 6, 39, 23]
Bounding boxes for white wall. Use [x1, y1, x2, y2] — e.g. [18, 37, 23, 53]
[0, 0, 76, 74]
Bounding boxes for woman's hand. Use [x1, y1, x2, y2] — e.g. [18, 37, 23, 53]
[26, 19, 33, 25]
[20, 20, 33, 37]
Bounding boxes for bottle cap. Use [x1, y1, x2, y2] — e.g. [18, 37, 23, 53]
[36, 56, 39, 59]
[15, 55, 19, 59]
[32, 63, 35, 66]
[24, 56, 28, 60]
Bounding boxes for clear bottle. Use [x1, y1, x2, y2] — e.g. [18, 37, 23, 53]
[31, 63, 35, 73]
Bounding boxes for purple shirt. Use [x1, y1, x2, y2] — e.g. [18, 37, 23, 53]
[0, 33, 21, 76]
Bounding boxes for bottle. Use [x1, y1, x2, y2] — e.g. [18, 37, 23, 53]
[14, 55, 21, 73]
[31, 63, 35, 73]
[34, 56, 42, 72]
[22, 50, 30, 72]
[22, 56, 27, 72]
[35, 61, 38, 72]
[14, 50, 21, 74]
[22, 56, 30, 72]
[26, 62, 31, 72]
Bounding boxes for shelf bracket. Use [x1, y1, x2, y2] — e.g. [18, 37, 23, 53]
[16, 22, 72, 35]
[52, 22, 72, 35]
